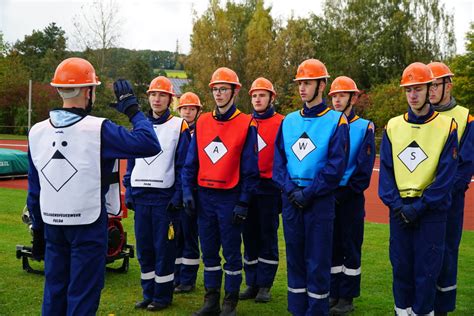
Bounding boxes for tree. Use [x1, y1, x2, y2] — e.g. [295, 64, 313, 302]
[72, 0, 122, 74]
[450, 22, 474, 112]
[11, 22, 67, 82]
[185, 0, 257, 111]
[0, 32, 9, 57]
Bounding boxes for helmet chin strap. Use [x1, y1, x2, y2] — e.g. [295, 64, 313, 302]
[85, 87, 93, 114]
[216, 86, 235, 110]
[431, 78, 446, 106]
[306, 80, 321, 105]
[341, 93, 353, 114]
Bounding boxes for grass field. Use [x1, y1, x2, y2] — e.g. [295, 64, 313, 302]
[1, 187, 473, 315]
[164, 69, 188, 79]
[0, 134, 27, 140]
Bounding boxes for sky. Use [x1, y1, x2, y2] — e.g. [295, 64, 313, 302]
[1, 0, 473, 55]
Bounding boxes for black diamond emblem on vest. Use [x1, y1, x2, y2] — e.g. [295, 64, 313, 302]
[204, 136, 228, 164]
[291, 132, 316, 161]
[397, 141, 428, 173]
[41, 150, 78, 192]
[143, 150, 163, 165]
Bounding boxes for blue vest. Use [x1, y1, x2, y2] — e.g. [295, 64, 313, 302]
[282, 109, 342, 187]
[339, 117, 371, 186]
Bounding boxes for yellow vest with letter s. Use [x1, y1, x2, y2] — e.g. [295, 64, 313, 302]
[439, 105, 469, 143]
[386, 112, 455, 198]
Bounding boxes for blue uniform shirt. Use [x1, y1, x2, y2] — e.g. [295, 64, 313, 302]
[27, 108, 161, 230]
[182, 104, 259, 204]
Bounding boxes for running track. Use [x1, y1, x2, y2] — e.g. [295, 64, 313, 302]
[1, 139, 473, 230]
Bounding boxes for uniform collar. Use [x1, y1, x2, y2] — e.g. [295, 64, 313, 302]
[302, 100, 328, 117]
[253, 106, 274, 119]
[148, 108, 171, 124]
[407, 105, 435, 124]
[214, 104, 237, 121]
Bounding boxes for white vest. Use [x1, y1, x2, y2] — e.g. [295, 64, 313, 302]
[29, 116, 105, 225]
[105, 159, 122, 216]
[131, 116, 183, 189]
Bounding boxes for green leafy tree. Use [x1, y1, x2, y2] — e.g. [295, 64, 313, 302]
[450, 23, 474, 112]
[12, 22, 67, 82]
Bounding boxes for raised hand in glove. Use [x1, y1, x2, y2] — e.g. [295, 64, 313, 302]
[232, 202, 248, 225]
[183, 193, 196, 217]
[110, 79, 139, 119]
[288, 188, 309, 209]
[32, 229, 45, 260]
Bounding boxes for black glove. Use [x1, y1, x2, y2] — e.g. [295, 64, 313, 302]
[167, 201, 183, 213]
[183, 193, 196, 217]
[288, 188, 309, 209]
[125, 190, 134, 211]
[32, 229, 45, 260]
[232, 202, 248, 225]
[394, 205, 419, 229]
[110, 79, 139, 119]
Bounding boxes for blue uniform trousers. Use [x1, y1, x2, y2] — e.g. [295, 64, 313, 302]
[197, 188, 243, 293]
[134, 201, 180, 305]
[390, 212, 446, 315]
[282, 193, 335, 316]
[330, 191, 365, 299]
[42, 210, 107, 316]
[174, 198, 200, 287]
[242, 193, 280, 288]
[434, 188, 466, 312]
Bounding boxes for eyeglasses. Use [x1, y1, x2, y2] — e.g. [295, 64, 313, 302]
[211, 87, 230, 94]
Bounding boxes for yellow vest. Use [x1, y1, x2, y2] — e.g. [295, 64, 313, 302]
[438, 105, 469, 143]
[386, 112, 455, 198]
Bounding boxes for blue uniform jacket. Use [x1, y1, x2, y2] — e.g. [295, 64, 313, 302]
[273, 101, 349, 198]
[378, 106, 458, 215]
[344, 110, 376, 193]
[27, 108, 161, 231]
[182, 104, 259, 204]
[123, 109, 191, 206]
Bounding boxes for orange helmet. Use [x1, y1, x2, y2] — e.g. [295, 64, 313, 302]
[50, 57, 101, 87]
[328, 76, 359, 96]
[177, 92, 202, 109]
[209, 67, 242, 88]
[294, 59, 330, 81]
[147, 76, 175, 95]
[427, 62, 454, 79]
[249, 77, 276, 97]
[400, 62, 434, 87]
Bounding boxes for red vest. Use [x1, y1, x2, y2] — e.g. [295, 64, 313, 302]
[196, 111, 253, 189]
[255, 113, 284, 178]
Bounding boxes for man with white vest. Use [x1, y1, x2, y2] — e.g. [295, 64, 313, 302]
[379, 62, 458, 315]
[27, 57, 161, 315]
[123, 76, 191, 311]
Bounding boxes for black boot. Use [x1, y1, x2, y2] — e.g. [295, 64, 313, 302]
[146, 301, 170, 311]
[134, 299, 152, 309]
[174, 283, 196, 294]
[220, 292, 238, 316]
[330, 297, 354, 315]
[329, 297, 338, 308]
[192, 288, 221, 316]
[239, 286, 258, 300]
[255, 287, 271, 303]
